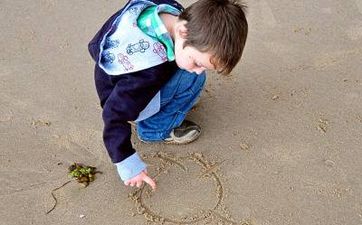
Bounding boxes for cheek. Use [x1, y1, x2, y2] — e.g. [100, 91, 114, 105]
[174, 46, 193, 70]
[176, 58, 192, 70]
[175, 53, 189, 69]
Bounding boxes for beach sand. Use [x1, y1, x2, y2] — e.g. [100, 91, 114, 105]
[1, 0, 362, 224]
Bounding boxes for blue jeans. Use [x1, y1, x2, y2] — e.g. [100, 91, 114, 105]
[137, 69, 206, 141]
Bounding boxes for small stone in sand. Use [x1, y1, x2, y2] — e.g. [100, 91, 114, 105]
[240, 142, 250, 150]
[324, 159, 335, 167]
[31, 119, 51, 128]
[317, 118, 329, 133]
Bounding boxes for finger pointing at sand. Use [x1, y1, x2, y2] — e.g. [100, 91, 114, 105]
[142, 173, 156, 190]
[124, 170, 156, 190]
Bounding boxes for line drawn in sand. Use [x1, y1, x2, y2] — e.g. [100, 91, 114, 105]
[128, 152, 250, 225]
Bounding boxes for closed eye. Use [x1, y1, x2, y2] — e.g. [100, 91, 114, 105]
[194, 61, 203, 68]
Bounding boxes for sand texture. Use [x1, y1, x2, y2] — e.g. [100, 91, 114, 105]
[1, 0, 362, 224]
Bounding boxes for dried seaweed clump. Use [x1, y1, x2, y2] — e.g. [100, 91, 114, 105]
[68, 163, 100, 187]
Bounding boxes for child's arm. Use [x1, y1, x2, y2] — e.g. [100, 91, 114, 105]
[101, 75, 157, 189]
[97, 63, 178, 189]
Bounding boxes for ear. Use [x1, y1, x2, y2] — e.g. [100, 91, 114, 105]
[175, 21, 188, 39]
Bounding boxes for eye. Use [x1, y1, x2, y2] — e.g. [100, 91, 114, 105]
[194, 61, 203, 68]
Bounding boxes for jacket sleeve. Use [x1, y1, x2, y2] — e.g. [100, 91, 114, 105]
[100, 70, 151, 180]
[99, 63, 178, 164]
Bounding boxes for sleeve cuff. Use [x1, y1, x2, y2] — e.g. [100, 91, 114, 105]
[115, 153, 147, 181]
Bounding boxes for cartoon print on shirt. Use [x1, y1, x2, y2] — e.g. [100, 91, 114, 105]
[101, 51, 116, 64]
[117, 53, 134, 71]
[129, 5, 148, 15]
[126, 39, 150, 55]
[153, 42, 167, 61]
[128, 6, 140, 15]
[104, 39, 120, 49]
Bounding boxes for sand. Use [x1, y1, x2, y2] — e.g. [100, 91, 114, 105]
[1, 0, 362, 224]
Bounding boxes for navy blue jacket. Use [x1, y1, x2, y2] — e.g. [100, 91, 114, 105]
[88, 0, 183, 163]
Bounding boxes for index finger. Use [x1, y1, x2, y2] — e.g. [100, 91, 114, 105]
[143, 175, 156, 190]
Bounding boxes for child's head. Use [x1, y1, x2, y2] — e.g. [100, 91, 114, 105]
[173, 0, 248, 75]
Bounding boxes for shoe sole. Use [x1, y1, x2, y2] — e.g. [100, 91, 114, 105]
[139, 130, 201, 145]
[164, 129, 201, 144]
[132, 120, 201, 145]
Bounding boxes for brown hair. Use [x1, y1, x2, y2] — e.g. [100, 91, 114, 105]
[178, 0, 248, 74]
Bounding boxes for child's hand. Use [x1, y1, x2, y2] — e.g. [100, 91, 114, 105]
[124, 169, 156, 190]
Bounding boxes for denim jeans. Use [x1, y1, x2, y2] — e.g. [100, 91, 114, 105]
[137, 69, 206, 141]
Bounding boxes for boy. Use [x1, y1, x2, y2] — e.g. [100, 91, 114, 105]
[88, 0, 248, 190]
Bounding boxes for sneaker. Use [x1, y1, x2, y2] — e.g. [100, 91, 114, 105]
[164, 120, 201, 144]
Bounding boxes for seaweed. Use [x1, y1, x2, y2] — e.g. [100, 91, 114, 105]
[68, 162, 102, 187]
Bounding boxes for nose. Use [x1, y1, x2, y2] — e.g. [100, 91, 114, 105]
[193, 68, 205, 75]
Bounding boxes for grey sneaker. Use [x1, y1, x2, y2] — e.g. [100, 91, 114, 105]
[164, 120, 201, 144]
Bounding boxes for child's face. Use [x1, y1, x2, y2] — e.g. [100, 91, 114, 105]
[173, 22, 215, 74]
[174, 44, 215, 75]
